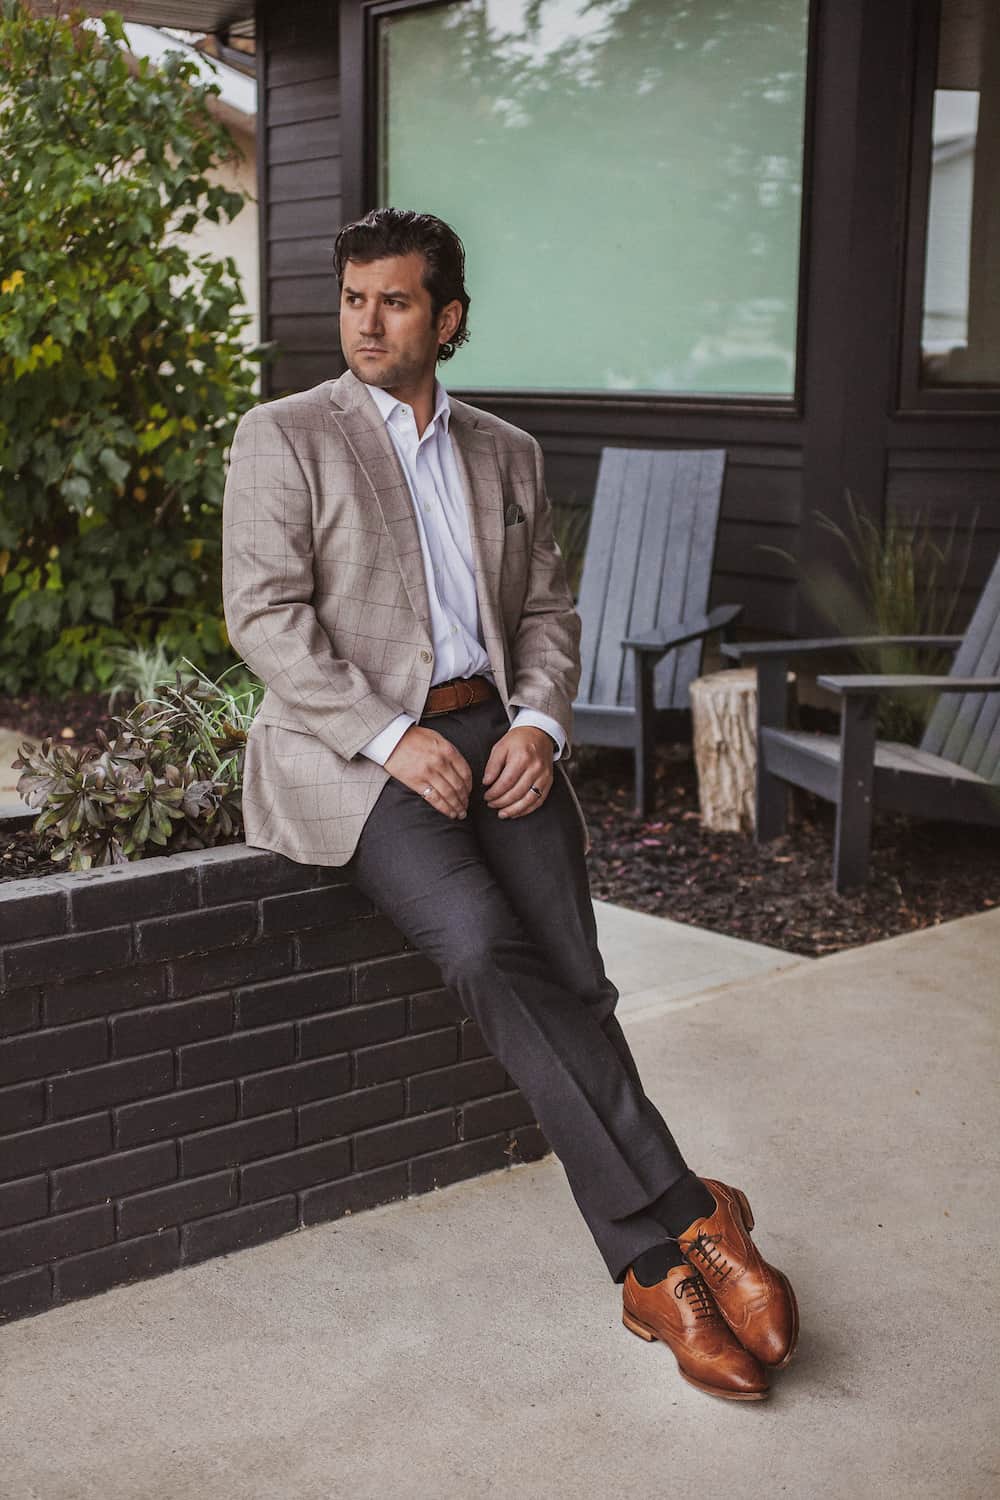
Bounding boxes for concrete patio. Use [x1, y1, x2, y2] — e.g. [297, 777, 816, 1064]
[1, 897, 996, 1499]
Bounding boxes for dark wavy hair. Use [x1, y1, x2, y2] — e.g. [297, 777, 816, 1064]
[332, 207, 471, 362]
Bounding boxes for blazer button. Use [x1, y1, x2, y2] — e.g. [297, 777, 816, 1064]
[419, 648, 432, 664]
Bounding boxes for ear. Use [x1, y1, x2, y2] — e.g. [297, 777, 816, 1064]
[437, 297, 463, 347]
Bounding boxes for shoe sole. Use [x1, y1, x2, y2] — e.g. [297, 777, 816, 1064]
[621, 1308, 769, 1401]
[733, 1186, 800, 1372]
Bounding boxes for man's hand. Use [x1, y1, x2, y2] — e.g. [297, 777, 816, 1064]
[483, 726, 555, 819]
[384, 725, 473, 819]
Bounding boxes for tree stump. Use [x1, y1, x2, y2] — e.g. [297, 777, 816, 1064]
[689, 668, 791, 834]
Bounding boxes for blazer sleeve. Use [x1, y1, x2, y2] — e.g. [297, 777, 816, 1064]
[506, 437, 582, 757]
[221, 405, 406, 761]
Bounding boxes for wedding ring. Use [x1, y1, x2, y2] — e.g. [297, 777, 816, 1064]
[421, 785, 433, 798]
[529, 785, 542, 798]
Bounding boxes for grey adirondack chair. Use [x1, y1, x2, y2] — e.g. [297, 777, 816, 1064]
[572, 447, 742, 814]
[722, 548, 1000, 891]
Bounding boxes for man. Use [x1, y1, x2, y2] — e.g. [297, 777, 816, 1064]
[221, 208, 798, 1403]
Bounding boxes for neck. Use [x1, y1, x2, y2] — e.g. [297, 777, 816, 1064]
[382, 372, 438, 438]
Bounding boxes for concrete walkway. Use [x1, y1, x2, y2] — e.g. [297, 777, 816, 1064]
[2, 902, 997, 1498]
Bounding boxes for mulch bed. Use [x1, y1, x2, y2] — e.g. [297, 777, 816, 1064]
[2, 689, 998, 956]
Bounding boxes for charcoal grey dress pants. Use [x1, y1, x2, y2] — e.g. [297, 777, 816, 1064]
[344, 693, 691, 1282]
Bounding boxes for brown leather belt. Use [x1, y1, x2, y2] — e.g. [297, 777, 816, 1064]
[422, 674, 498, 716]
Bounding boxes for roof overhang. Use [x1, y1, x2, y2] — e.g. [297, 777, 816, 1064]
[70, 1, 253, 34]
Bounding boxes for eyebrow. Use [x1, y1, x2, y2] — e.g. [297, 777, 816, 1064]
[342, 285, 412, 300]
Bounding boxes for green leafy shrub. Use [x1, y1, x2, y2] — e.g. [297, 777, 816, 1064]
[11, 659, 263, 869]
[0, 3, 268, 696]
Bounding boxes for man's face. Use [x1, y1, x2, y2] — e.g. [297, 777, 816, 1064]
[339, 252, 459, 393]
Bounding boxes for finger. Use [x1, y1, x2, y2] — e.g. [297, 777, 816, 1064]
[434, 756, 472, 809]
[421, 778, 465, 819]
[482, 740, 509, 789]
[492, 768, 550, 812]
[498, 782, 550, 819]
[484, 759, 528, 804]
[442, 746, 474, 795]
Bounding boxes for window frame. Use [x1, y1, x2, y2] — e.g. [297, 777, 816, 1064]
[339, 0, 820, 416]
[896, 0, 1000, 413]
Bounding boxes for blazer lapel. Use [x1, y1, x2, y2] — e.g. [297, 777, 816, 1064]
[448, 411, 510, 701]
[326, 370, 432, 636]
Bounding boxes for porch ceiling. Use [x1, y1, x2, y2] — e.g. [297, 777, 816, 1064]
[74, 1, 253, 34]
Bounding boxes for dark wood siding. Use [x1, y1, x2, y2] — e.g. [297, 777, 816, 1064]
[258, 0, 345, 397]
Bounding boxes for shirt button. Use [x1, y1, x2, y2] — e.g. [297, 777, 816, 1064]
[419, 648, 432, 664]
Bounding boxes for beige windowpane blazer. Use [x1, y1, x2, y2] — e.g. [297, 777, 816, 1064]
[221, 367, 589, 867]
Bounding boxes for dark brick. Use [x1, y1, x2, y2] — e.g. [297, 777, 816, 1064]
[354, 1028, 458, 1088]
[240, 1055, 351, 1116]
[6, 925, 131, 990]
[0, 1203, 113, 1276]
[296, 915, 407, 972]
[236, 968, 351, 1029]
[260, 882, 372, 936]
[355, 952, 444, 1004]
[408, 987, 465, 1032]
[300, 998, 405, 1058]
[302, 1163, 409, 1226]
[112, 993, 234, 1057]
[44, 964, 166, 1025]
[0, 1080, 44, 1133]
[460, 1090, 535, 1140]
[178, 1024, 294, 1087]
[169, 936, 293, 1000]
[55, 1227, 180, 1302]
[0, 1174, 48, 1229]
[198, 847, 317, 906]
[181, 1196, 298, 1264]
[508, 1123, 550, 1163]
[49, 1052, 174, 1119]
[299, 1082, 404, 1146]
[1, 1113, 111, 1183]
[135, 902, 257, 963]
[116, 1082, 236, 1149]
[409, 1134, 510, 1195]
[241, 1139, 350, 1202]
[53, 1142, 177, 1212]
[179, 1112, 294, 1177]
[0, 989, 40, 1037]
[0, 879, 69, 946]
[354, 1110, 455, 1171]
[0, 1019, 107, 1087]
[460, 1020, 492, 1060]
[408, 1058, 508, 1114]
[0, 1266, 52, 1322]
[118, 1171, 235, 1238]
[67, 861, 200, 928]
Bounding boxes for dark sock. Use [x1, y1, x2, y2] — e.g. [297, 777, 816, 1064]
[630, 1239, 687, 1286]
[647, 1170, 716, 1238]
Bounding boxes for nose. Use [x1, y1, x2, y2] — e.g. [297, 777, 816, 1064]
[359, 302, 384, 338]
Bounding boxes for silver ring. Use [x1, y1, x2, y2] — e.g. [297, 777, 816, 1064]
[421, 785, 434, 799]
[529, 785, 542, 798]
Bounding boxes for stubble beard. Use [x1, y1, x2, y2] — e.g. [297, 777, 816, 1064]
[346, 346, 434, 393]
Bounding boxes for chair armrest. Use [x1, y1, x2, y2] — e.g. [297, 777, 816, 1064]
[722, 634, 962, 663]
[623, 603, 743, 655]
[818, 674, 1000, 698]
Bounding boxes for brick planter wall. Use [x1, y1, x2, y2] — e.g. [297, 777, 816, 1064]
[0, 840, 548, 1324]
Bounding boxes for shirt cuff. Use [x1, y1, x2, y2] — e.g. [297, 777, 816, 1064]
[357, 712, 415, 766]
[510, 707, 566, 761]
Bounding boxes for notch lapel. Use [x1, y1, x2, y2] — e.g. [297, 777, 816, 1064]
[326, 372, 432, 637]
[448, 414, 510, 702]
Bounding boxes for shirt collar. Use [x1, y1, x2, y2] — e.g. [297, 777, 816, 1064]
[364, 378, 451, 435]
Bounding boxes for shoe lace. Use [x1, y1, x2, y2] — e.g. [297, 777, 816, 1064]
[674, 1271, 717, 1321]
[679, 1229, 733, 1286]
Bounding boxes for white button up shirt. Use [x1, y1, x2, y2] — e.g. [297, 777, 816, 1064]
[357, 379, 566, 765]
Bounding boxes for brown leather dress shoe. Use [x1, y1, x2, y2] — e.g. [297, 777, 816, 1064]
[622, 1263, 770, 1401]
[676, 1178, 799, 1369]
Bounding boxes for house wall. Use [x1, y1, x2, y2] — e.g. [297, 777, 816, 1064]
[255, 0, 1000, 637]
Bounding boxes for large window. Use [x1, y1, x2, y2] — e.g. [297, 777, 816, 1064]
[914, 0, 999, 391]
[377, 0, 810, 398]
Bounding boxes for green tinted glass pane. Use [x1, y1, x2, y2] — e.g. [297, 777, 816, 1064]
[378, 0, 809, 397]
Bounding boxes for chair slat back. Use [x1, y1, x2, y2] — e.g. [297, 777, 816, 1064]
[921, 549, 1000, 781]
[575, 448, 727, 712]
